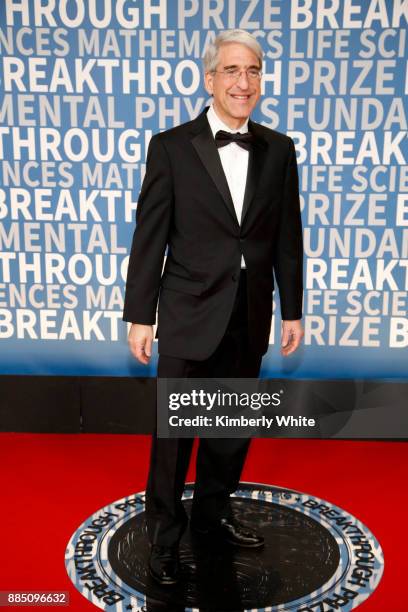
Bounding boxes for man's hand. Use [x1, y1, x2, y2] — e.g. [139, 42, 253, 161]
[281, 319, 304, 356]
[128, 323, 153, 364]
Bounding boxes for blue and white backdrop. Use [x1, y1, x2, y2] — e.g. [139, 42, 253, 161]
[0, 0, 407, 379]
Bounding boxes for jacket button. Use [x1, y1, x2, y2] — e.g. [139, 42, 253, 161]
[232, 273, 238, 282]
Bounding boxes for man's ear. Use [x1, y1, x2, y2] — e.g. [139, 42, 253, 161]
[204, 71, 214, 95]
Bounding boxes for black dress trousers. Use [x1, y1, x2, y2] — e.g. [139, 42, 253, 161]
[145, 270, 263, 546]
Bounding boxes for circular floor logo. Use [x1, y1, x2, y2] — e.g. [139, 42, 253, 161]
[65, 483, 383, 611]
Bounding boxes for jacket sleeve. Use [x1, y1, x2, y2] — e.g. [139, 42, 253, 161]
[273, 137, 304, 321]
[123, 134, 174, 324]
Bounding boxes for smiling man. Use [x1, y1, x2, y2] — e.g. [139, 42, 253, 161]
[123, 29, 304, 585]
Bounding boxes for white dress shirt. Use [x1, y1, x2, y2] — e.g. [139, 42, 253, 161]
[206, 104, 249, 267]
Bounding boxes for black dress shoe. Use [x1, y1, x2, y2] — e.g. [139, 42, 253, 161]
[149, 545, 179, 585]
[191, 517, 264, 548]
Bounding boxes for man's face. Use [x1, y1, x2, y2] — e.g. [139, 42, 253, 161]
[204, 42, 261, 128]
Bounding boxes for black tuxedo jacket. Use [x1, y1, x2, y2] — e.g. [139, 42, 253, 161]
[123, 107, 303, 360]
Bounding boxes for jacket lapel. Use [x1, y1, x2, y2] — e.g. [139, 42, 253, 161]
[189, 108, 268, 226]
[241, 119, 267, 224]
[190, 110, 238, 224]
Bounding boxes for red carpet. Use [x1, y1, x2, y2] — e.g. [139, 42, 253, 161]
[0, 434, 406, 610]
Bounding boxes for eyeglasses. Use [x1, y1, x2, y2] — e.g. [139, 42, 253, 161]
[212, 68, 262, 81]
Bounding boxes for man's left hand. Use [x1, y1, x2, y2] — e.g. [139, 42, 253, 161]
[281, 319, 304, 356]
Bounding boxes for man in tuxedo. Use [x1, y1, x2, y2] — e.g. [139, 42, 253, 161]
[123, 29, 303, 585]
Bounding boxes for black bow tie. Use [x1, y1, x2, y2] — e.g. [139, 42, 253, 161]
[215, 130, 255, 151]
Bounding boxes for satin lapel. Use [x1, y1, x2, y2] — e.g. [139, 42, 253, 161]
[191, 124, 238, 225]
[241, 121, 268, 224]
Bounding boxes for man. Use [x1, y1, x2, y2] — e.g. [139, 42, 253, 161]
[123, 29, 303, 585]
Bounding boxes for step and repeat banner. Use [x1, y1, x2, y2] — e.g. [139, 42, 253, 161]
[0, 0, 407, 378]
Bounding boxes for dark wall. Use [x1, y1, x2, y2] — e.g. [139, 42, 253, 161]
[0, 376, 156, 433]
[1, 376, 407, 438]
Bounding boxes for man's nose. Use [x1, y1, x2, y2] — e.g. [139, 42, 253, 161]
[236, 71, 250, 88]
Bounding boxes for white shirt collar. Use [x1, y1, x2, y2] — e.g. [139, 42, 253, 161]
[206, 103, 249, 137]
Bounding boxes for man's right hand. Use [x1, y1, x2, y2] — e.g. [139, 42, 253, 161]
[128, 323, 153, 364]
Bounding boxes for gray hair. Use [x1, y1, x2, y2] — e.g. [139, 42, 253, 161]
[203, 29, 263, 73]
